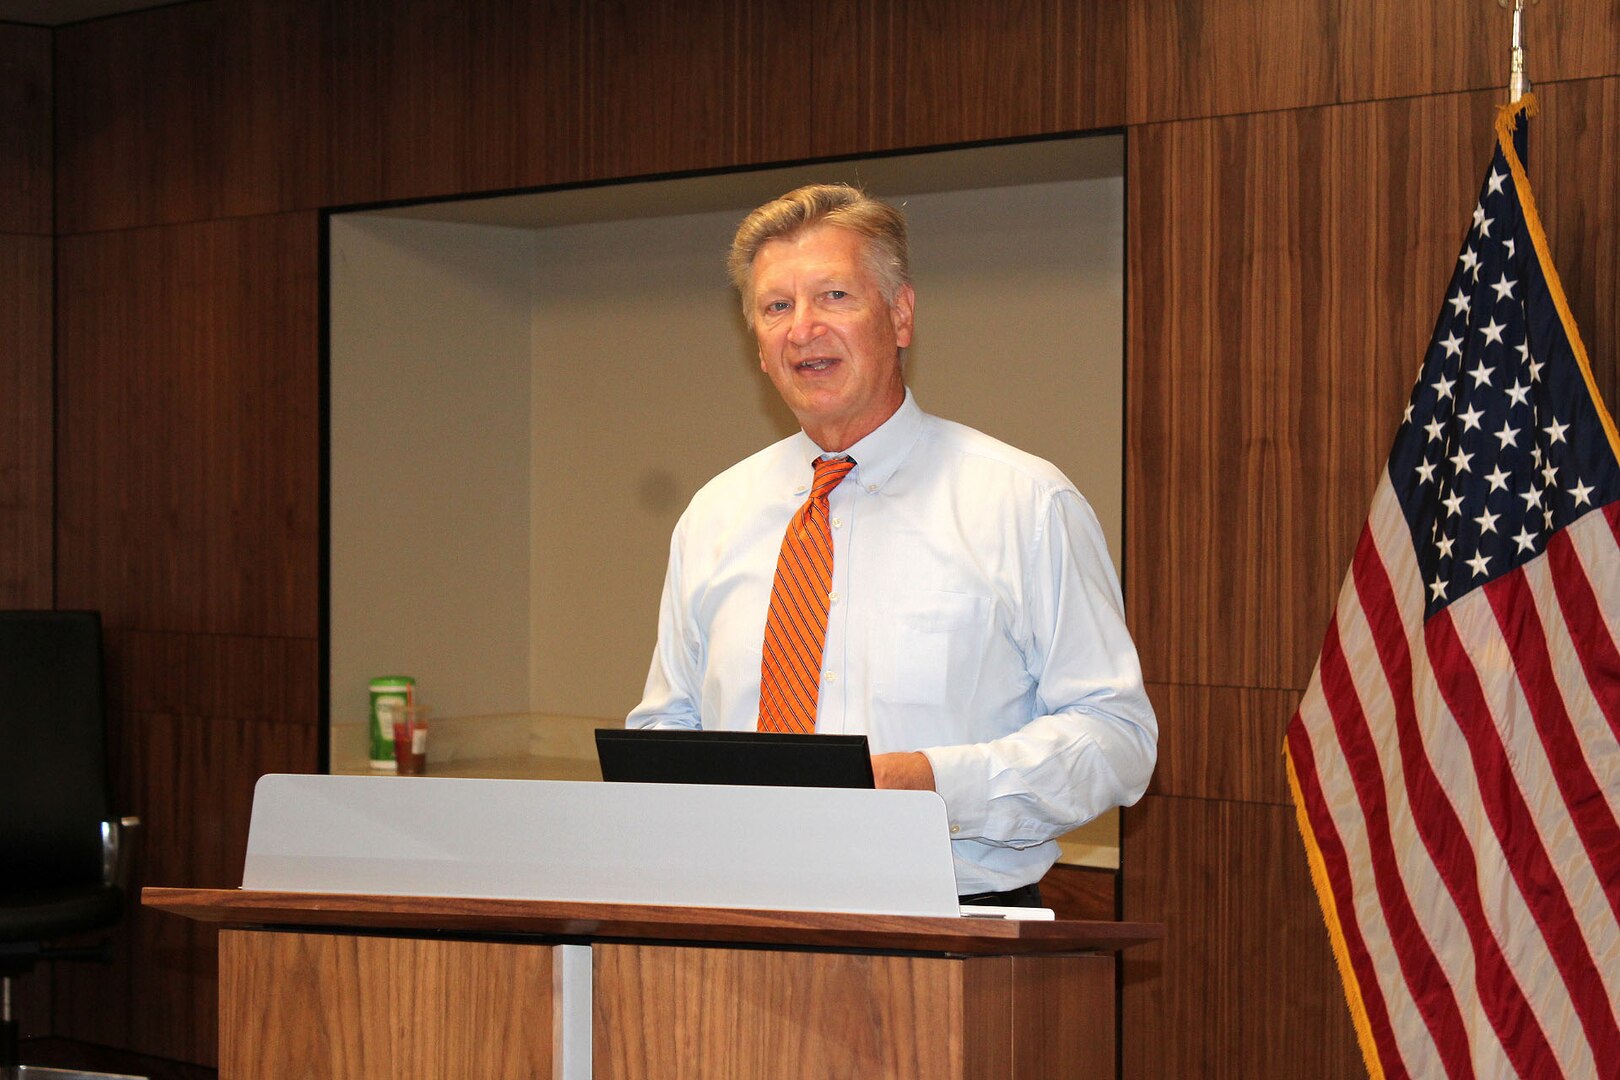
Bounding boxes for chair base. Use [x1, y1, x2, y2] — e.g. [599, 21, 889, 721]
[5, 1068, 147, 1080]
[1, 982, 146, 1080]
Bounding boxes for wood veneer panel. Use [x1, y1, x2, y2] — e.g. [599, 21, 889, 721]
[0, 15, 50, 615]
[104, 629, 318, 726]
[1144, 684, 1301, 804]
[733, 0, 816, 167]
[54, 714, 319, 1065]
[321, 0, 588, 207]
[1127, 91, 1505, 691]
[594, 945, 1115, 1080]
[799, 0, 891, 159]
[1125, 0, 1339, 125]
[579, 0, 777, 180]
[1533, 78, 1620, 416]
[1065, 0, 1128, 133]
[1038, 861, 1117, 921]
[580, 0, 1123, 176]
[1340, 0, 1620, 104]
[53, 0, 1127, 232]
[1126, 0, 1620, 125]
[55, 0, 592, 226]
[0, 233, 51, 608]
[55, 213, 319, 638]
[1336, 2, 1508, 106]
[0, 22, 50, 235]
[1009, 954, 1116, 1079]
[829, 0, 1121, 157]
[595, 944, 973, 1079]
[219, 930, 555, 1079]
[54, 0, 326, 234]
[1121, 795, 1361, 1079]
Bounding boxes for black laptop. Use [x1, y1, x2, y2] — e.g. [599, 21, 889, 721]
[595, 728, 875, 789]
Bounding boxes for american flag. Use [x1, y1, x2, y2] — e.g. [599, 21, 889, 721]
[1285, 96, 1620, 1079]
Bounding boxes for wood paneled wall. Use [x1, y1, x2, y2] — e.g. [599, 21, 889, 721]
[1121, 3, 1620, 1077]
[52, 0, 1126, 232]
[1, 22, 52, 610]
[50, 212, 322, 1062]
[2, 19, 55, 1043]
[37, 0, 1620, 1074]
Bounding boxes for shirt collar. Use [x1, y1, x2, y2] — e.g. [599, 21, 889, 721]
[790, 388, 924, 494]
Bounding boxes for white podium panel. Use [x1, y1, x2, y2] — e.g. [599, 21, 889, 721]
[242, 774, 961, 917]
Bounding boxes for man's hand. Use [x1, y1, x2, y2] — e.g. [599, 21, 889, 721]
[871, 751, 935, 790]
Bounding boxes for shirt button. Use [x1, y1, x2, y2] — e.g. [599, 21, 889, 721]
[823, 671, 837, 684]
[866, 484, 878, 494]
[828, 591, 840, 604]
[831, 517, 843, 528]
[950, 824, 961, 834]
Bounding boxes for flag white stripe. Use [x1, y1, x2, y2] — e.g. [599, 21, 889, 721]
[1526, 532, 1620, 818]
[1523, 528, 1620, 841]
[1298, 556, 1444, 1079]
[1563, 507, 1620, 653]
[1555, 510, 1620, 806]
[1445, 582, 1605, 1079]
[1520, 534, 1620, 1024]
[1365, 482, 1519, 1075]
[1377, 475, 1611, 1078]
[1301, 483, 1616, 1079]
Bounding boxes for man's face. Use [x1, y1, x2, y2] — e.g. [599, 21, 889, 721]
[749, 224, 915, 452]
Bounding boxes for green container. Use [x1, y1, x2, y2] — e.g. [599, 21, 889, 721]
[368, 676, 415, 770]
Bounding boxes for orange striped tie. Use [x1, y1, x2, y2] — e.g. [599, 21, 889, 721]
[758, 456, 855, 733]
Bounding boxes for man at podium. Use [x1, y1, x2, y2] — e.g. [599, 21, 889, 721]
[627, 184, 1157, 907]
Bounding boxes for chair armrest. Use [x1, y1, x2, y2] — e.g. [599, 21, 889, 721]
[101, 816, 142, 892]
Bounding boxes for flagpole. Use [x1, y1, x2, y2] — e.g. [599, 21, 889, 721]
[1502, 0, 1537, 103]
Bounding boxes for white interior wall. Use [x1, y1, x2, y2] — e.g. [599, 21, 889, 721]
[903, 178, 1125, 564]
[529, 208, 796, 719]
[329, 216, 535, 726]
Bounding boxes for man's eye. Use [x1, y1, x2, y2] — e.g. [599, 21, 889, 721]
[763, 300, 790, 314]
[825, 290, 848, 300]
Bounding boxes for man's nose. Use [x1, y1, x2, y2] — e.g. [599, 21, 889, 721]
[787, 303, 822, 345]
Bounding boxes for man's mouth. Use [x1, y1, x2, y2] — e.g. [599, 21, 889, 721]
[796, 357, 838, 373]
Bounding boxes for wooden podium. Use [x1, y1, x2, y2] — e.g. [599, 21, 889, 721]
[146, 887, 1160, 1079]
[147, 776, 1162, 1077]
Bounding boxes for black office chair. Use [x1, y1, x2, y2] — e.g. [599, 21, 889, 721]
[0, 611, 143, 1079]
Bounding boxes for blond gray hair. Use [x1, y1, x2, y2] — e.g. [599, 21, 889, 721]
[728, 184, 909, 326]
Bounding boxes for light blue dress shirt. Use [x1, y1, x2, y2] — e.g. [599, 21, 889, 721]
[628, 391, 1158, 893]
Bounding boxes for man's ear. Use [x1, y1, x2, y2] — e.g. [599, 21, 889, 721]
[891, 283, 916, 349]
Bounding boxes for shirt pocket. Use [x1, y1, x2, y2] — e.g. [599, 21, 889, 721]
[874, 591, 992, 706]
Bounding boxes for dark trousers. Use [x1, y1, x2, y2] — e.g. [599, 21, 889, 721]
[957, 882, 1043, 908]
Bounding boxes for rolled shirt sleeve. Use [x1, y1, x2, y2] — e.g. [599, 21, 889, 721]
[922, 488, 1157, 846]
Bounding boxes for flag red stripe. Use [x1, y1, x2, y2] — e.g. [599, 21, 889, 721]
[1322, 537, 1477, 1078]
[1289, 676, 1414, 1080]
[1420, 613, 1581, 1078]
[1353, 541, 1559, 1078]
[1480, 582, 1620, 1076]
[1490, 567, 1620, 931]
[1545, 519, 1620, 743]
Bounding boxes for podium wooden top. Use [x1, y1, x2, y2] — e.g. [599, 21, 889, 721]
[144, 887, 1162, 957]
